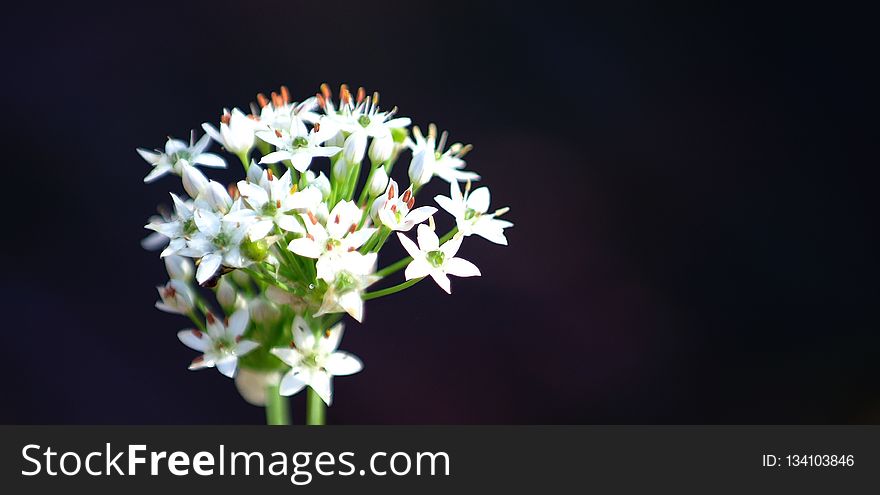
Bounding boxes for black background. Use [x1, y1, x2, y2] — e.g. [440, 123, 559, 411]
[1, 1, 877, 423]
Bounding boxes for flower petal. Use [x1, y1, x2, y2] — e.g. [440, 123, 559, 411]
[324, 351, 363, 376]
[445, 257, 481, 277]
[178, 329, 209, 352]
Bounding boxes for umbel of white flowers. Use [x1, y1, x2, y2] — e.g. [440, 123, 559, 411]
[140, 84, 513, 417]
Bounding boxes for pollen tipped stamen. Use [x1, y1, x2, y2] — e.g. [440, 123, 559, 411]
[402, 189, 412, 204]
[235, 335, 242, 343]
[205, 312, 216, 325]
[274, 129, 282, 138]
[313, 122, 321, 132]
[334, 214, 340, 224]
[192, 330, 203, 338]
[407, 197, 415, 209]
[257, 93, 269, 108]
[307, 211, 318, 225]
[348, 223, 357, 234]
[324, 328, 332, 338]
[356, 86, 366, 104]
[290, 340, 297, 349]
[220, 113, 231, 125]
[276, 199, 282, 209]
[290, 184, 298, 194]
[280, 85, 290, 103]
[267, 169, 274, 181]
[320, 83, 332, 100]
[388, 184, 396, 200]
[228, 184, 239, 199]
[316, 93, 326, 109]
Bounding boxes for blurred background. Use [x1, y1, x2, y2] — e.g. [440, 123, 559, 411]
[1, 1, 877, 423]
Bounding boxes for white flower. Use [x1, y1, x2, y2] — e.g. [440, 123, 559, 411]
[331, 92, 410, 164]
[181, 162, 210, 198]
[155, 279, 195, 314]
[270, 316, 363, 405]
[139, 132, 226, 183]
[397, 225, 480, 294]
[164, 255, 194, 281]
[255, 88, 320, 135]
[287, 201, 376, 282]
[315, 251, 378, 322]
[144, 193, 198, 258]
[407, 124, 479, 187]
[368, 166, 389, 197]
[202, 108, 256, 156]
[181, 208, 253, 284]
[305, 170, 332, 199]
[368, 133, 394, 164]
[178, 309, 259, 378]
[232, 168, 322, 240]
[216, 275, 247, 312]
[257, 118, 341, 173]
[372, 179, 436, 232]
[434, 181, 512, 245]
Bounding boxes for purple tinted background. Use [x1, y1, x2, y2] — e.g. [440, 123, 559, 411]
[1, 2, 877, 423]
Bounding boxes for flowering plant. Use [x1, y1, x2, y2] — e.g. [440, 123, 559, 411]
[140, 84, 512, 424]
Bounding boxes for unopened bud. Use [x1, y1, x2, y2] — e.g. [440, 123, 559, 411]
[164, 255, 194, 281]
[368, 134, 394, 164]
[368, 166, 389, 197]
[181, 162, 209, 198]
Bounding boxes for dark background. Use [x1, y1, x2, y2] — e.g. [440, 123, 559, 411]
[1, 1, 877, 423]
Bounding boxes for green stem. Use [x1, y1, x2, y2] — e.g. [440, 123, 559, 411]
[237, 151, 250, 172]
[363, 277, 423, 300]
[186, 312, 206, 332]
[306, 387, 326, 425]
[265, 383, 290, 425]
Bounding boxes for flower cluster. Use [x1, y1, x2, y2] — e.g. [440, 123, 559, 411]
[140, 84, 512, 412]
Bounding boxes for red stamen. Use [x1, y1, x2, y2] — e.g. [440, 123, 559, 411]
[257, 93, 269, 108]
[192, 329, 203, 338]
[276, 199, 281, 209]
[235, 335, 242, 343]
[205, 312, 216, 325]
[274, 129, 282, 138]
[316, 94, 326, 109]
[267, 169, 274, 180]
[407, 196, 415, 209]
[334, 214, 340, 224]
[220, 113, 231, 125]
[280, 85, 290, 103]
[307, 211, 318, 225]
[356, 86, 365, 104]
[388, 183, 395, 200]
[320, 83, 332, 100]
[401, 189, 411, 204]
[290, 340, 297, 348]
[348, 223, 357, 234]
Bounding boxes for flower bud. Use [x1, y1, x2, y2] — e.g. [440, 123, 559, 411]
[205, 180, 233, 213]
[235, 369, 281, 406]
[408, 150, 434, 189]
[368, 134, 394, 164]
[164, 255, 194, 281]
[231, 269, 251, 286]
[332, 156, 350, 180]
[368, 166, 389, 198]
[181, 162, 209, 198]
[241, 237, 270, 262]
[343, 132, 367, 164]
[311, 172, 332, 199]
[249, 298, 280, 324]
[216, 275, 238, 311]
[247, 161, 263, 183]
[370, 195, 386, 223]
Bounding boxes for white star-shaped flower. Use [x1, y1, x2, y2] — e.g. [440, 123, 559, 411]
[155, 279, 195, 315]
[144, 193, 199, 258]
[180, 207, 253, 284]
[178, 309, 259, 378]
[138, 132, 226, 183]
[231, 168, 322, 240]
[371, 179, 437, 232]
[315, 251, 379, 322]
[287, 201, 377, 282]
[397, 225, 481, 294]
[202, 108, 257, 156]
[407, 124, 479, 187]
[270, 316, 363, 405]
[434, 181, 512, 245]
[256, 118, 341, 173]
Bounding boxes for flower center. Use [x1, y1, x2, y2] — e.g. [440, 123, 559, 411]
[292, 136, 309, 148]
[464, 208, 479, 221]
[183, 218, 198, 236]
[426, 250, 445, 268]
[335, 271, 358, 293]
[213, 232, 231, 248]
[358, 115, 371, 128]
[262, 201, 278, 216]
